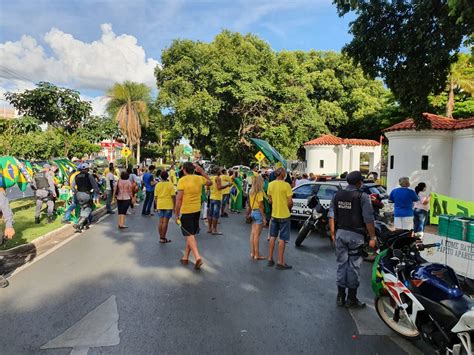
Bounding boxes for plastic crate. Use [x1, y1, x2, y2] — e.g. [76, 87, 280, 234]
[438, 215, 469, 241]
[467, 221, 474, 243]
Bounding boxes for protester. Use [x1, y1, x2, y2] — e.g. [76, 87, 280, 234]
[389, 177, 419, 230]
[246, 175, 267, 260]
[128, 167, 140, 209]
[175, 162, 212, 269]
[267, 167, 293, 270]
[155, 170, 175, 243]
[413, 182, 430, 237]
[104, 163, 116, 214]
[0, 174, 14, 288]
[142, 165, 157, 216]
[328, 171, 376, 308]
[71, 163, 99, 232]
[230, 170, 243, 212]
[295, 173, 310, 187]
[133, 167, 143, 202]
[115, 171, 133, 229]
[220, 168, 232, 217]
[207, 167, 230, 235]
[31, 164, 56, 224]
[92, 169, 101, 205]
[309, 173, 316, 182]
[262, 172, 271, 227]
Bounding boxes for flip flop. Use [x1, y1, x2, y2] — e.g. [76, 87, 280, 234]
[180, 258, 189, 265]
[212, 232, 223, 235]
[160, 238, 172, 244]
[194, 259, 203, 269]
[254, 256, 266, 260]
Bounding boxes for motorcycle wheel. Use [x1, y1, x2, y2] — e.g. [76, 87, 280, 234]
[374, 296, 420, 339]
[295, 223, 312, 247]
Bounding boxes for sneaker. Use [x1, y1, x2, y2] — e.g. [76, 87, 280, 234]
[0, 276, 9, 288]
[345, 299, 366, 309]
[267, 259, 275, 267]
[276, 263, 292, 270]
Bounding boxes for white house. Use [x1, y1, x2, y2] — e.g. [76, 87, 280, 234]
[384, 113, 474, 201]
[303, 134, 381, 176]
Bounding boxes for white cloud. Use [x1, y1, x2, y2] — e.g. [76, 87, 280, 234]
[82, 95, 110, 116]
[0, 23, 159, 93]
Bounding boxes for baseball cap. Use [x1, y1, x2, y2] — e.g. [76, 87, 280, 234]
[346, 171, 364, 185]
[43, 163, 51, 169]
[79, 163, 90, 170]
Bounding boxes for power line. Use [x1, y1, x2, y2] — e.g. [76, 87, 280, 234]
[0, 66, 35, 84]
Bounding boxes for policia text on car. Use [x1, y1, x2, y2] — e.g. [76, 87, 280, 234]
[328, 171, 376, 309]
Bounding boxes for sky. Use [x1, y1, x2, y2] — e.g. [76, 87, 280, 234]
[0, 0, 354, 115]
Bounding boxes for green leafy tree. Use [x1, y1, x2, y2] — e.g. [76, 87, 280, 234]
[333, 0, 471, 123]
[5, 82, 93, 155]
[445, 53, 474, 117]
[79, 115, 121, 143]
[106, 81, 151, 164]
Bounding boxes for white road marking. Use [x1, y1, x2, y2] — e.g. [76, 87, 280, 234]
[41, 295, 120, 355]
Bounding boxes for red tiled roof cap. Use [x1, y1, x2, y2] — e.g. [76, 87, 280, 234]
[304, 134, 380, 146]
[384, 113, 474, 132]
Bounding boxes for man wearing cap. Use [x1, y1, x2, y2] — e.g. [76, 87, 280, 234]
[31, 164, 56, 224]
[71, 163, 99, 232]
[329, 171, 376, 308]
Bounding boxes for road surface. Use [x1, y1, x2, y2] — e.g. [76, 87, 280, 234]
[0, 207, 430, 354]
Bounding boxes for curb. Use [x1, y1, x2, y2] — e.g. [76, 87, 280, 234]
[0, 205, 110, 274]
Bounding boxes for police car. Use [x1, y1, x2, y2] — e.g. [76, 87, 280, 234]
[291, 180, 393, 221]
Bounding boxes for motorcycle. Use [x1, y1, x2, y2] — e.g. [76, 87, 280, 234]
[372, 223, 474, 354]
[295, 195, 329, 247]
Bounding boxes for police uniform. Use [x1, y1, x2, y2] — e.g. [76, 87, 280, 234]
[329, 172, 374, 308]
[71, 165, 99, 231]
[32, 166, 56, 223]
[0, 183, 13, 288]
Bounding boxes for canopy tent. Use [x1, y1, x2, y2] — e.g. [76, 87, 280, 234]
[250, 138, 287, 169]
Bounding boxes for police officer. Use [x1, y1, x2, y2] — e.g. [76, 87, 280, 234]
[329, 171, 376, 308]
[71, 163, 99, 232]
[0, 174, 15, 288]
[31, 164, 56, 224]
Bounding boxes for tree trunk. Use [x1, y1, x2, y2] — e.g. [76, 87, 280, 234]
[446, 78, 455, 118]
[137, 141, 141, 166]
[159, 132, 163, 165]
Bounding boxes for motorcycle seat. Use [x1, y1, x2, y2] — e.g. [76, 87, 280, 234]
[440, 295, 474, 319]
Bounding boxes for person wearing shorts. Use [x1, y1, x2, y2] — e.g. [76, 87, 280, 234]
[246, 175, 267, 260]
[220, 169, 231, 217]
[267, 167, 293, 270]
[175, 162, 212, 269]
[207, 167, 231, 235]
[155, 171, 176, 243]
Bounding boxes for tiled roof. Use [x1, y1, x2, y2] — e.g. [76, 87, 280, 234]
[304, 134, 380, 147]
[384, 113, 474, 132]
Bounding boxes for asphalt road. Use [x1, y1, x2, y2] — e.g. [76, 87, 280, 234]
[0, 206, 429, 354]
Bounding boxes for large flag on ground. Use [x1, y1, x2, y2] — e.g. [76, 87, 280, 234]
[15, 158, 33, 191]
[249, 138, 287, 169]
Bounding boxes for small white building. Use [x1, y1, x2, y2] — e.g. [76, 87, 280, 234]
[384, 113, 474, 201]
[303, 134, 381, 176]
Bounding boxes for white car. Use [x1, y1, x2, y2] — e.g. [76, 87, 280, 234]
[291, 181, 347, 220]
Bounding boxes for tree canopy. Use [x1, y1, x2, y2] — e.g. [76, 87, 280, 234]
[156, 31, 391, 165]
[333, 0, 472, 123]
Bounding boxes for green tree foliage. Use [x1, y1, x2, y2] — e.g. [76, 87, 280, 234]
[333, 0, 472, 123]
[79, 115, 121, 143]
[156, 31, 390, 165]
[5, 82, 92, 133]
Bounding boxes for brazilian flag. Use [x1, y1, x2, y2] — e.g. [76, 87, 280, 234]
[0, 156, 20, 188]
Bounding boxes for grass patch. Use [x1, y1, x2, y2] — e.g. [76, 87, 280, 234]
[1, 197, 105, 250]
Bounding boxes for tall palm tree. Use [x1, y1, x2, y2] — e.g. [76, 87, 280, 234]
[106, 81, 151, 164]
[446, 53, 474, 118]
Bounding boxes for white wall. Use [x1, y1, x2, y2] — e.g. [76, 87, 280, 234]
[385, 131, 453, 195]
[450, 129, 474, 201]
[305, 146, 338, 175]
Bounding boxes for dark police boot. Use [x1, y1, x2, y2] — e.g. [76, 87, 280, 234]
[47, 215, 54, 224]
[345, 288, 366, 309]
[35, 217, 40, 224]
[336, 287, 346, 307]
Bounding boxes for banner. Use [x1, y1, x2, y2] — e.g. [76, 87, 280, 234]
[430, 192, 474, 225]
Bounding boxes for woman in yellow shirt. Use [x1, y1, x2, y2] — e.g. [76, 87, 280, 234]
[154, 171, 176, 243]
[246, 175, 267, 260]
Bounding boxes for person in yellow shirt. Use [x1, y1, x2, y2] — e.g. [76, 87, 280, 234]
[175, 162, 212, 269]
[267, 167, 293, 270]
[207, 167, 232, 235]
[155, 170, 176, 243]
[220, 168, 231, 217]
[246, 175, 267, 260]
[169, 165, 178, 186]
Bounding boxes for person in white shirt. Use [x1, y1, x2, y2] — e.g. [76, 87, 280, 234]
[295, 173, 310, 187]
[104, 163, 116, 214]
[413, 182, 430, 237]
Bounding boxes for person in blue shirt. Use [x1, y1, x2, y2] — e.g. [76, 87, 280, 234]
[389, 177, 419, 230]
[141, 165, 157, 216]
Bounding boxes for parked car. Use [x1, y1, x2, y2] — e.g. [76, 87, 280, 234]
[291, 180, 393, 222]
